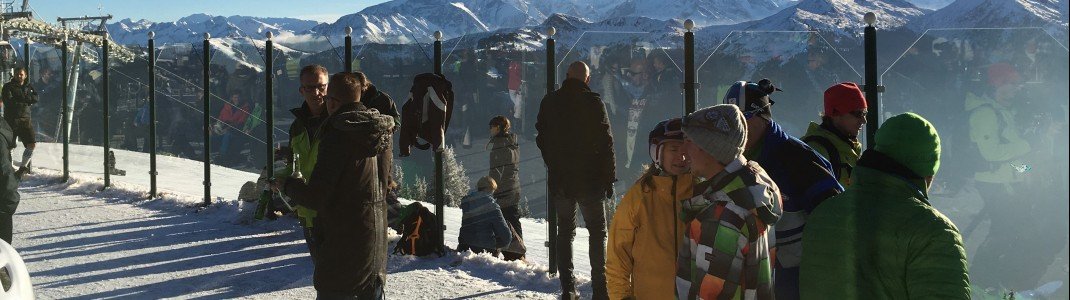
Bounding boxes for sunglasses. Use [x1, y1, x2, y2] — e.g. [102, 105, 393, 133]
[848, 110, 868, 119]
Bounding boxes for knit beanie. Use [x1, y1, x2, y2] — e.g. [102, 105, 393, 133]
[681, 104, 747, 165]
[873, 113, 941, 177]
[987, 63, 1020, 89]
[823, 82, 867, 117]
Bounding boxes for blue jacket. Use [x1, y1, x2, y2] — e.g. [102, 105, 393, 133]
[744, 119, 843, 300]
[458, 191, 512, 250]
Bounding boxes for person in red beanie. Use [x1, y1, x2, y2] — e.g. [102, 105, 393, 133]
[802, 82, 868, 187]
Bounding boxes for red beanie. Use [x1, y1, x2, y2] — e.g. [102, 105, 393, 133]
[824, 82, 867, 117]
[987, 63, 1020, 88]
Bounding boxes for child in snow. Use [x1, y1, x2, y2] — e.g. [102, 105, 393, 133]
[606, 118, 696, 299]
[457, 177, 513, 256]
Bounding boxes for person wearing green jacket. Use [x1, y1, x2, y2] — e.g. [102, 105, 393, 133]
[802, 82, 867, 187]
[287, 65, 329, 257]
[966, 63, 1047, 292]
[800, 113, 970, 299]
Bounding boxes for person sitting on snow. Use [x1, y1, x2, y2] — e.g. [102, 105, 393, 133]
[457, 176, 513, 257]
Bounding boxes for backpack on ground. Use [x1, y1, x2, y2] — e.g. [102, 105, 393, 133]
[399, 73, 455, 157]
[392, 202, 445, 257]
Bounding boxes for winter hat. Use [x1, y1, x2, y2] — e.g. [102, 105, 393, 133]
[648, 118, 685, 168]
[823, 82, 867, 117]
[477, 176, 498, 192]
[987, 63, 1020, 89]
[722, 78, 781, 119]
[873, 113, 941, 177]
[681, 104, 747, 165]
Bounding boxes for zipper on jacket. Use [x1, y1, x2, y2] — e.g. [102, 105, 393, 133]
[671, 175, 679, 257]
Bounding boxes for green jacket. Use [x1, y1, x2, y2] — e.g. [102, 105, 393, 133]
[965, 93, 1031, 184]
[242, 103, 264, 133]
[802, 121, 861, 187]
[288, 103, 324, 226]
[800, 150, 970, 300]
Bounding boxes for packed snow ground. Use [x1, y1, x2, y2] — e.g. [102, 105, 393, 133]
[13, 143, 595, 299]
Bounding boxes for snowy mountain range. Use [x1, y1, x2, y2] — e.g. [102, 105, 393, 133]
[98, 0, 1067, 65]
[912, 0, 1067, 32]
[106, 14, 322, 45]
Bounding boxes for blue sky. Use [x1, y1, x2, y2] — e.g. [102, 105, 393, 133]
[29, 0, 387, 23]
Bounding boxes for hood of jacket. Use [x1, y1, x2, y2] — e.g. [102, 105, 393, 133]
[329, 102, 395, 158]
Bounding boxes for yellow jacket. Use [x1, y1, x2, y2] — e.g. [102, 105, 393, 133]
[607, 172, 695, 300]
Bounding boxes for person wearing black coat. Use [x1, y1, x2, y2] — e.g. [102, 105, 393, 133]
[0, 120, 19, 244]
[355, 73, 400, 199]
[536, 61, 616, 300]
[282, 73, 395, 299]
[1, 67, 38, 179]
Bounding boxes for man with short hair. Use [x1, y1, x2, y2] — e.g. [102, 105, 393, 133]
[803, 82, 867, 187]
[800, 113, 970, 299]
[283, 72, 395, 299]
[676, 104, 781, 299]
[537, 61, 616, 300]
[1, 66, 38, 179]
[722, 79, 842, 299]
[288, 65, 329, 256]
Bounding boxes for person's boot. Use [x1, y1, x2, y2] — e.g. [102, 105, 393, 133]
[14, 166, 28, 181]
[559, 288, 579, 300]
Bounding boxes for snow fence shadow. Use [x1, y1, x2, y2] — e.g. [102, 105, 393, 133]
[16, 170, 315, 299]
[17, 169, 585, 299]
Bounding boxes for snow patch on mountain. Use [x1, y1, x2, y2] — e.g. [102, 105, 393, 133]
[604, 0, 785, 26]
[106, 14, 321, 45]
[912, 0, 1067, 32]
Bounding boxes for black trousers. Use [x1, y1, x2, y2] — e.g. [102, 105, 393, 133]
[552, 191, 608, 300]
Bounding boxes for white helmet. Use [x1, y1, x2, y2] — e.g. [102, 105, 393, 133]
[0, 240, 34, 300]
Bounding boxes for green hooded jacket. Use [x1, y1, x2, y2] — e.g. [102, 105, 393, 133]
[800, 151, 970, 300]
[288, 103, 324, 225]
[965, 92, 1031, 184]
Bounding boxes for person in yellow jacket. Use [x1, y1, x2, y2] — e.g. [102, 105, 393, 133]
[802, 82, 867, 188]
[607, 118, 695, 300]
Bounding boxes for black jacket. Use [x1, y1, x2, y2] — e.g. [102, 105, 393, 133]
[2, 81, 37, 120]
[536, 78, 616, 197]
[488, 132, 520, 207]
[288, 102, 326, 143]
[0, 120, 17, 216]
[361, 84, 399, 191]
[284, 102, 395, 295]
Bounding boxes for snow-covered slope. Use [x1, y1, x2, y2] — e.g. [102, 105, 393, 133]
[906, 0, 956, 9]
[603, 0, 786, 26]
[738, 0, 927, 36]
[15, 142, 595, 298]
[106, 14, 322, 45]
[312, 0, 492, 44]
[911, 0, 1067, 32]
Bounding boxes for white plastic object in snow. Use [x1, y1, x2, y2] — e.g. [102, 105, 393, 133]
[0, 240, 34, 300]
